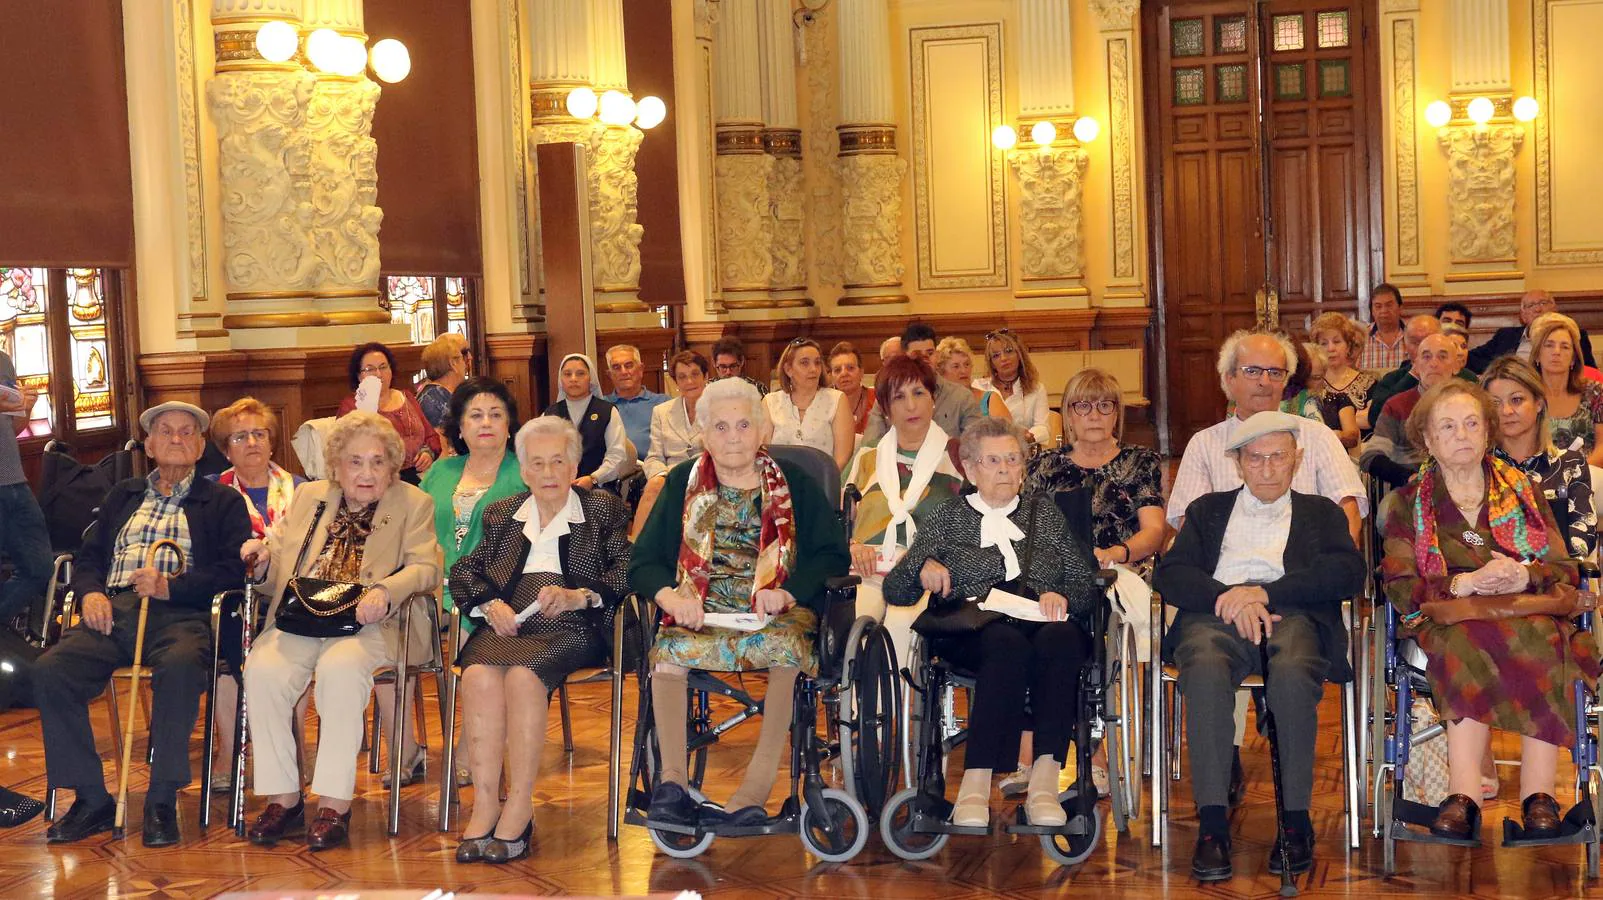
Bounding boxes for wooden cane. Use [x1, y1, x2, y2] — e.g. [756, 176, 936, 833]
[112, 538, 186, 840]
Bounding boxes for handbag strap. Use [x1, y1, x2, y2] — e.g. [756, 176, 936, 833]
[289, 501, 328, 578]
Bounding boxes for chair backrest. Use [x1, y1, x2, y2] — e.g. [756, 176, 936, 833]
[767, 444, 841, 512]
[1051, 486, 1095, 549]
[292, 416, 338, 479]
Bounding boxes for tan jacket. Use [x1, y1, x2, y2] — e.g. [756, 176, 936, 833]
[261, 479, 441, 665]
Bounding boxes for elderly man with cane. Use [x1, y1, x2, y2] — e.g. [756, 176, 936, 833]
[34, 401, 250, 847]
[1154, 411, 1366, 883]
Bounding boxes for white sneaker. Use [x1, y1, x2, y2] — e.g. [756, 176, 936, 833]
[951, 790, 990, 828]
[998, 767, 1030, 798]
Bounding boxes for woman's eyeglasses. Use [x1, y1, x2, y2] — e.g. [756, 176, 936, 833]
[1069, 399, 1118, 417]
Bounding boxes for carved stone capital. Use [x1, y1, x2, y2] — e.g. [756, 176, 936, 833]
[715, 153, 776, 293]
[768, 155, 806, 291]
[1438, 123, 1523, 263]
[1089, 0, 1139, 32]
[296, 77, 383, 291]
[837, 154, 906, 288]
[1010, 145, 1090, 280]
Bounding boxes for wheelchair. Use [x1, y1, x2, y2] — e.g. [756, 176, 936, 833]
[621, 574, 900, 862]
[1372, 567, 1603, 877]
[878, 565, 1120, 866]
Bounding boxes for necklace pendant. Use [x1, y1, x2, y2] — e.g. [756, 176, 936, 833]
[1462, 530, 1485, 547]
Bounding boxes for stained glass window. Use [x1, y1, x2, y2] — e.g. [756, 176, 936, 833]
[1273, 14, 1305, 52]
[1319, 60, 1351, 98]
[442, 277, 468, 338]
[1174, 67, 1206, 106]
[380, 273, 480, 382]
[1216, 64, 1247, 103]
[0, 266, 121, 439]
[1215, 16, 1247, 54]
[1171, 18, 1204, 57]
[1317, 11, 1350, 48]
[1275, 63, 1306, 101]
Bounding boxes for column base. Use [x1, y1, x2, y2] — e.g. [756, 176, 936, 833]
[597, 309, 663, 330]
[225, 322, 410, 351]
[835, 288, 909, 315]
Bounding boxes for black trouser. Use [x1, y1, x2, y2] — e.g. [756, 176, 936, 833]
[937, 617, 1091, 770]
[34, 592, 212, 794]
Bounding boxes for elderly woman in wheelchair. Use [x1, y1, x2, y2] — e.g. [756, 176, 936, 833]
[1380, 380, 1601, 850]
[628, 378, 860, 856]
[878, 417, 1103, 856]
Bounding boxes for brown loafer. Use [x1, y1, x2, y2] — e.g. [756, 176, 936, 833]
[1522, 792, 1562, 838]
[1429, 792, 1479, 840]
[248, 800, 305, 846]
[306, 807, 352, 851]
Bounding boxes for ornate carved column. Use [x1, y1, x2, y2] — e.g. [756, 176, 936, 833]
[1011, 0, 1089, 307]
[759, 0, 808, 307]
[1438, 0, 1524, 294]
[1378, 0, 1428, 295]
[835, 0, 906, 309]
[712, 0, 774, 309]
[1089, 0, 1146, 307]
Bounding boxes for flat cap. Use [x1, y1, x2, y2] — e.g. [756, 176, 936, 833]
[1225, 410, 1304, 452]
[138, 400, 210, 434]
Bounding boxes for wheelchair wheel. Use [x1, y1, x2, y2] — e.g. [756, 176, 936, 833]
[840, 620, 901, 820]
[879, 787, 949, 861]
[649, 825, 715, 859]
[1040, 795, 1103, 867]
[799, 787, 870, 862]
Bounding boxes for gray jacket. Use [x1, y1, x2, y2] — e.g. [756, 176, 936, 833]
[863, 379, 984, 444]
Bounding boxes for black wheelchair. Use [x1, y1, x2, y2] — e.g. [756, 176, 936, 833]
[621, 575, 901, 861]
[877, 487, 1123, 866]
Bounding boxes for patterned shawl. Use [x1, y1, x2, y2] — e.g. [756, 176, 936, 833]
[217, 463, 297, 539]
[1412, 454, 1551, 579]
[674, 449, 796, 614]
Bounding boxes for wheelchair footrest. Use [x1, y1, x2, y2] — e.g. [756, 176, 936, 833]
[1006, 805, 1094, 837]
[1389, 798, 1481, 848]
[1501, 803, 1598, 848]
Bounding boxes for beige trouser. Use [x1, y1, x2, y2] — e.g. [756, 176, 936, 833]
[854, 577, 925, 673]
[244, 624, 392, 801]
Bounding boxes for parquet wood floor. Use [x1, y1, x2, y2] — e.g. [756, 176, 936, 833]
[0, 675, 1594, 899]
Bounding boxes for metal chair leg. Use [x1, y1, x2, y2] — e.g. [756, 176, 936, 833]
[438, 666, 458, 834]
[368, 692, 382, 774]
[1150, 661, 1165, 848]
[1342, 672, 1361, 849]
[559, 683, 574, 753]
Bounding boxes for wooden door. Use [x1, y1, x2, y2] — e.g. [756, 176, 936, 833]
[1145, 0, 1377, 449]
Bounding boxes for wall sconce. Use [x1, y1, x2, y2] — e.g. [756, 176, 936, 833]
[567, 87, 599, 118]
[261, 23, 410, 82]
[369, 39, 411, 84]
[1513, 96, 1540, 122]
[991, 124, 1018, 150]
[635, 96, 668, 129]
[1072, 116, 1100, 143]
[1424, 100, 1451, 129]
[565, 86, 668, 130]
[255, 20, 299, 62]
[1030, 120, 1057, 145]
[1423, 95, 1538, 128]
[1466, 96, 1495, 125]
[598, 90, 637, 126]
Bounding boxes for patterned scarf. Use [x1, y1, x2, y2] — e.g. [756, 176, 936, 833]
[1412, 454, 1550, 579]
[674, 449, 796, 615]
[217, 463, 297, 539]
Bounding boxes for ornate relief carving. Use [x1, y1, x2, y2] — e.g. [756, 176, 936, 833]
[205, 71, 319, 293]
[176, 0, 206, 299]
[1010, 146, 1089, 279]
[768, 154, 806, 290]
[1107, 36, 1136, 280]
[588, 125, 645, 297]
[802, 5, 841, 287]
[1089, 0, 1139, 32]
[715, 153, 776, 291]
[293, 78, 383, 291]
[1438, 124, 1523, 263]
[837, 154, 906, 288]
[1391, 19, 1420, 268]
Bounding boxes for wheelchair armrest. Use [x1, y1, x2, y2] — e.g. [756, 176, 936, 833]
[824, 574, 862, 594]
[1581, 560, 1601, 583]
[209, 589, 245, 639]
[1093, 568, 1117, 591]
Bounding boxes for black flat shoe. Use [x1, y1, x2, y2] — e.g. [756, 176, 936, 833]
[647, 783, 698, 828]
[455, 833, 493, 863]
[45, 796, 115, 844]
[700, 804, 768, 828]
[141, 802, 180, 848]
[1522, 792, 1562, 839]
[1192, 832, 1233, 882]
[1227, 748, 1246, 808]
[483, 820, 532, 864]
[1266, 825, 1314, 875]
[0, 788, 45, 828]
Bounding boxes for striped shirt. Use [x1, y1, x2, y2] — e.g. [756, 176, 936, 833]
[1166, 416, 1366, 529]
[105, 470, 195, 592]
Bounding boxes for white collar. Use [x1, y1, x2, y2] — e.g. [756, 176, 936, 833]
[1238, 489, 1292, 514]
[966, 492, 1025, 579]
[513, 489, 586, 544]
[966, 492, 1020, 517]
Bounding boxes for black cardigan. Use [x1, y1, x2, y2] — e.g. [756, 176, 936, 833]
[70, 474, 251, 611]
[1468, 323, 1596, 373]
[1153, 488, 1365, 682]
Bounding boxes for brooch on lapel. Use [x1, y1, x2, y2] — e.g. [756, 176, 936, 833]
[588, 412, 599, 422]
[379, 515, 392, 528]
[1462, 530, 1485, 547]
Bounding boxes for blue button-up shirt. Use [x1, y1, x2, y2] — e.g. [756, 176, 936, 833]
[605, 388, 669, 460]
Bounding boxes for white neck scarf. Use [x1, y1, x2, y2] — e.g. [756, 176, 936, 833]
[967, 493, 1024, 579]
[874, 422, 949, 561]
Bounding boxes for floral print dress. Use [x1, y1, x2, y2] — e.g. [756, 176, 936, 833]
[1023, 444, 1163, 550]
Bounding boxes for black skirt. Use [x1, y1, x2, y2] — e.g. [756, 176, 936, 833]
[457, 570, 607, 691]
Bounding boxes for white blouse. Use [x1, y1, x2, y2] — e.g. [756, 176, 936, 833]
[973, 377, 1050, 445]
[643, 397, 702, 479]
[765, 387, 844, 457]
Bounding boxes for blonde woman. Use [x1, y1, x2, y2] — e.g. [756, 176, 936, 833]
[763, 338, 855, 469]
[974, 329, 1049, 444]
[933, 337, 1012, 422]
[1309, 312, 1375, 424]
[1529, 312, 1603, 466]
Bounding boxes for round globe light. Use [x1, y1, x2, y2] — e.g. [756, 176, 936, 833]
[306, 28, 342, 73]
[991, 124, 1017, 150]
[1072, 116, 1100, 143]
[598, 90, 637, 126]
[1467, 96, 1495, 125]
[1031, 120, 1057, 145]
[369, 38, 410, 83]
[635, 95, 667, 129]
[566, 87, 599, 119]
[1423, 100, 1452, 129]
[331, 36, 368, 77]
[1513, 95, 1539, 122]
[255, 21, 299, 63]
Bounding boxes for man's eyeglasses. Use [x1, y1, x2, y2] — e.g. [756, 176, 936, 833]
[1240, 449, 1295, 469]
[1069, 399, 1118, 417]
[228, 429, 271, 446]
[1235, 365, 1289, 383]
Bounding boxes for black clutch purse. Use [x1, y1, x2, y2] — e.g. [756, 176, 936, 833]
[910, 497, 1041, 638]
[276, 502, 366, 639]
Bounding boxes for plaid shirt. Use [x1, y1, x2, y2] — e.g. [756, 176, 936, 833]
[1357, 327, 1406, 373]
[105, 470, 195, 592]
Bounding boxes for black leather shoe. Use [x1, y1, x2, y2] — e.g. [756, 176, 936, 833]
[248, 800, 305, 846]
[1228, 748, 1246, 808]
[483, 820, 533, 864]
[306, 807, 352, 851]
[455, 833, 493, 863]
[647, 783, 697, 828]
[1522, 792, 1562, 839]
[0, 788, 45, 828]
[700, 804, 768, 828]
[45, 796, 115, 844]
[1430, 793, 1480, 840]
[1191, 831, 1233, 882]
[141, 802, 180, 848]
[1266, 825, 1315, 875]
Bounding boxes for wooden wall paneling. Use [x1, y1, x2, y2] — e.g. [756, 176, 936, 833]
[623, 0, 688, 307]
[595, 326, 678, 395]
[536, 143, 596, 391]
[483, 332, 548, 421]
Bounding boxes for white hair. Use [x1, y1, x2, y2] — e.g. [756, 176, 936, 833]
[696, 377, 769, 431]
[604, 344, 642, 366]
[1215, 330, 1299, 395]
[515, 416, 582, 467]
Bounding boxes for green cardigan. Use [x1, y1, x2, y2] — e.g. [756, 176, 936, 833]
[420, 451, 526, 624]
[629, 457, 850, 617]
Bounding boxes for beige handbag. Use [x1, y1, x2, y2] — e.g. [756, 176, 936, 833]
[1402, 695, 1451, 806]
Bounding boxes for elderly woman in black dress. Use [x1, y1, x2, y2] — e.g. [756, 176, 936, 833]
[884, 417, 1100, 829]
[448, 417, 632, 864]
